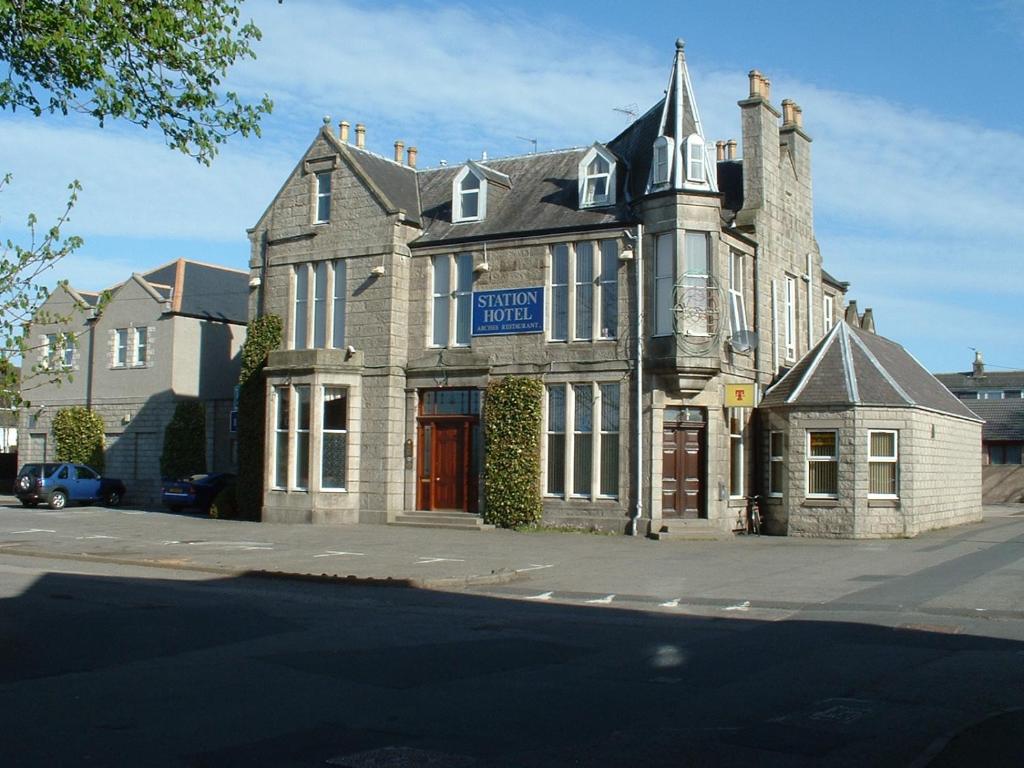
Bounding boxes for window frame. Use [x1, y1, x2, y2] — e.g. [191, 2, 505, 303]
[292, 261, 347, 350]
[823, 294, 834, 334]
[452, 166, 485, 223]
[314, 170, 332, 224]
[681, 231, 711, 337]
[685, 133, 706, 183]
[133, 326, 147, 366]
[729, 407, 745, 499]
[784, 275, 797, 362]
[430, 253, 473, 348]
[321, 386, 348, 491]
[653, 232, 675, 337]
[114, 328, 128, 367]
[769, 430, 784, 497]
[547, 240, 618, 343]
[577, 145, 617, 209]
[652, 136, 674, 186]
[806, 430, 839, 499]
[728, 250, 748, 334]
[868, 430, 899, 499]
[544, 381, 620, 500]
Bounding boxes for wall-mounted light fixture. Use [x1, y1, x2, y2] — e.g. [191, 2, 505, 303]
[619, 248, 634, 261]
[370, 265, 386, 277]
[248, 276, 262, 288]
[345, 345, 357, 360]
[473, 261, 490, 274]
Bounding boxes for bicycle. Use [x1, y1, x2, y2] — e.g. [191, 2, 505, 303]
[743, 494, 762, 536]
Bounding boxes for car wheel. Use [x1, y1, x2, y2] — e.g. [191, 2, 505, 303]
[105, 490, 122, 507]
[15, 475, 32, 492]
[48, 490, 67, 510]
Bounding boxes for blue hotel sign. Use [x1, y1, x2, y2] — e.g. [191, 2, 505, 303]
[471, 287, 544, 336]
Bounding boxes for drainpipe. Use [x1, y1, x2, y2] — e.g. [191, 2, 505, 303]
[752, 245, 763, 496]
[631, 223, 645, 535]
[804, 251, 814, 348]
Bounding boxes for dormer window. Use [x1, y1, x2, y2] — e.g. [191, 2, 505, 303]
[453, 166, 485, 223]
[578, 145, 617, 208]
[652, 136, 674, 186]
[685, 134, 706, 183]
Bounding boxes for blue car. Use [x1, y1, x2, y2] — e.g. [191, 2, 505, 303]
[161, 473, 234, 514]
[14, 462, 127, 509]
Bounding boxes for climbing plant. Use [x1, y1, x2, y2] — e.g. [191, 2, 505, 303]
[482, 377, 543, 528]
[52, 406, 104, 470]
[160, 400, 206, 479]
[235, 314, 282, 519]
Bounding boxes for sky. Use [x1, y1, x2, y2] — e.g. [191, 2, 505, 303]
[1, 0, 1022, 374]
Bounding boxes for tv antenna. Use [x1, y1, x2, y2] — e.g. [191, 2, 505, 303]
[613, 103, 639, 122]
[517, 136, 538, 154]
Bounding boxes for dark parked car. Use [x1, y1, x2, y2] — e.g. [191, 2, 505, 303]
[161, 473, 235, 513]
[14, 462, 126, 509]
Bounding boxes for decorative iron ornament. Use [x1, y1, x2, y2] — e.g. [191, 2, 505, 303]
[672, 274, 724, 353]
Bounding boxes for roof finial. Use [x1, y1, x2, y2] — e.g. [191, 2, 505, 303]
[675, 38, 685, 53]
[322, 115, 331, 125]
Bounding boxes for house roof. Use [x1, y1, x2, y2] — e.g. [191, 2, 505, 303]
[761, 321, 981, 421]
[134, 260, 248, 324]
[934, 370, 1024, 391]
[821, 269, 849, 291]
[963, 399, 1024, 441]
[323, 131, 422, 227]
[414, 148, 632, 245]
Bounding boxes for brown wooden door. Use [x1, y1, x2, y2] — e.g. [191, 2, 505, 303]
[433, 422, 466, 510]
[662, 424, 705, 519]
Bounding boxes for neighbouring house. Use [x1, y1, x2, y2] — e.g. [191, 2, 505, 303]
[759, 322, 983, 537]
[18, 259, 248, 504]
[935, 352, 1024, 502]
[245, 39, 979, 537]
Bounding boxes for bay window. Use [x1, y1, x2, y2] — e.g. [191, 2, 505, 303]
[321, 388, 348, 490]
[293, 260, 348, 350]
[654, 233, 674, 336]
[682, 231, 710, 336]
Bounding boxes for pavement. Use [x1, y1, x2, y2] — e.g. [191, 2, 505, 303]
[2, 496, 1023, 766]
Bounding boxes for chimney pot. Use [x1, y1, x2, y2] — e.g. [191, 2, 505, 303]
[339, 120, 350, 143]
[762, 76, 771, 102]
[394, 140, 405, 163]
[748, 70, 762, 98]
[794, 104, 804, 128]
[407, 146, 418, 168]
[355, 123, 366, 149]
[727, 139, 737, 160]
[973, 350, 985, 377]
[715, 140, 726, 162]
[782, 99, 796, 126]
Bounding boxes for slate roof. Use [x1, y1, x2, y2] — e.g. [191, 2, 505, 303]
[934, 370, 1024, 392]
[963, 399, 1024, 441]
[136, 260, 248, 324]
[326, 134, 422, 227]
[415, 149, 632, 245]
[821, 269, 849, 291]
[761, 321, 981, 421]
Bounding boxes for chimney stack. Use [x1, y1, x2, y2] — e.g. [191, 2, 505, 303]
[394, 140, 404, 163]
[973, 350, 985, 378]
[407, 146, 418, 168]
[355, 123, 366, 149]
[727, 139, 737, 160]
[715, 140, 726, 162]
[339, 120, 350, 143]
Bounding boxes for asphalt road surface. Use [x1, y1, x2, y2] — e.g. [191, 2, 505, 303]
[1, 504, 1022, 766]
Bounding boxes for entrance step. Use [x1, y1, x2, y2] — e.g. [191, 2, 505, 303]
[649, 519, 727, 541]
[389, 511, 495, 532]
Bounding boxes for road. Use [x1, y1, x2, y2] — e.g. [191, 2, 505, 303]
[0, 501, 1022, 766]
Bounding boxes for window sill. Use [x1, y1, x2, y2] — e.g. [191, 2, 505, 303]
[802, 498, 838, 507]
[867, 498, 900, 508]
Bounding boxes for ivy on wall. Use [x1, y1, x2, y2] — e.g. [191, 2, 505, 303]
[160, 400, 206, 479]
[52, 406, 105, 470]
[483, 376, 543, 528]
[234, 314, 282, 520]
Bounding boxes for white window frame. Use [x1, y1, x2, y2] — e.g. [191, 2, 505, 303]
[823, 294, 834, 334]
[431, 253, 473, 347]
[769, 430, 784, 497]
[293, 264, 309, 349]
[44, 332, 74, 370]
[654, 232, 675, 337]
[133, 327, 147, 366]
[577, 145, 617, 208]
[320, 386, 348, 491]
[685, 133, 706, 183]
[314, 170, 331, 224]
[806, 430, 838, 499]
[728, 250, 748, 333]
[272, 385, 290, 490]
[114, 328, 128, 367]
[294, 384, 311, 491]
[784, 275, 797, 362]
[681, 231, 711, 337]
[548, 240, 619, 343]
[292, 261, 347, 350]
[652, 136, 674, 186]
[729, 408, 745, 499]
[544, 382, 620, 500]
[868, 430, 899, 499]
[452, 166, 484, 223]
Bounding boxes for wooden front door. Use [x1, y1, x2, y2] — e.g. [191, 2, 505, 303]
[662, 422, 705, 519]
[417, 419, 475, 511]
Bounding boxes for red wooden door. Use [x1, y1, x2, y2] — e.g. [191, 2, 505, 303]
[433, 422, 466, 510]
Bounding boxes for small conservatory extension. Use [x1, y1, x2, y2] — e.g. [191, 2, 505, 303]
[758, 322, 983, 538]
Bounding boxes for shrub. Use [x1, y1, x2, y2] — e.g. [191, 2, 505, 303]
[235, 314, 282, 520]
[209, 479, 238, 519]
[52, 406, 105, 470]
[160, 400, 206, 479]
[482, 377, 543, 528]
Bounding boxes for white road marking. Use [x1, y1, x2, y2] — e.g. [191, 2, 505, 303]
[77, 535, 118, 540]
[313, 550, 365, 558]
[660, 598, 680, 608]
[118, 511, 146, 515]
[416, 557, 465, 564]
[515, 563, 554, 573]
[240, 546, 273, 551]
[525, 591, 554, 601]
[586, 594, 616, 604]
[10, 529, 56, 534]
[724, 600, 751, 612]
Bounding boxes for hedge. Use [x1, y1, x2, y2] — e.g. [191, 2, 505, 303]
[482, 377, 543, 528]
[160, 400, 206, 479]
[52, 406, 105, 471]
